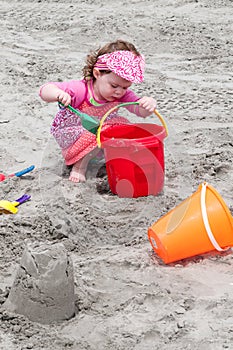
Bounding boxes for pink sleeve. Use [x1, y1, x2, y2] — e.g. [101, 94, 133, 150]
[120, 89, 142, 116]
[39, 80, 86, 108]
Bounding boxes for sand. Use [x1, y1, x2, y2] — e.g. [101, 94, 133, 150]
[0, 0, 233, 349]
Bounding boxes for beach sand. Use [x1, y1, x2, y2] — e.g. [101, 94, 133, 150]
[0, 0, 233, 349]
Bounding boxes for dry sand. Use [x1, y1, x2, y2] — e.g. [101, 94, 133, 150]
[0, 0, 233, 349]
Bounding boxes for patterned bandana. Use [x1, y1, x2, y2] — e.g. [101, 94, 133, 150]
[94, 50, 145, 83]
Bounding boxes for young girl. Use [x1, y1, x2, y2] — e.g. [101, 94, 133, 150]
[39, 39, 157, 183]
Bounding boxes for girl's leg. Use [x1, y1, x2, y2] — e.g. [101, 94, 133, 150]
[69, 148, 99, 183]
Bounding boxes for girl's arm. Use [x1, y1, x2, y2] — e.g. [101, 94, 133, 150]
[39, 83, 72, 106]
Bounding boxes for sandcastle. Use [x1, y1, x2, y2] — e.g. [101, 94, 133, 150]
[3, 241, 75, 324]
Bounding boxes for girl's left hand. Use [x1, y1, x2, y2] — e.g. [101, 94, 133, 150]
[138, 96, 157, 113]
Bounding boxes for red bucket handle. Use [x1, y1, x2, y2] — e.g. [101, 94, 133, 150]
[96, 101, 168, 148]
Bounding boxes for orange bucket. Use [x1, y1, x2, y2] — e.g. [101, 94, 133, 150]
[148, 183, 233, 264]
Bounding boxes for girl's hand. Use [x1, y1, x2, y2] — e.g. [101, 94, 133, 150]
[56, 90, 72, 106]
[138, 96, 157, 113]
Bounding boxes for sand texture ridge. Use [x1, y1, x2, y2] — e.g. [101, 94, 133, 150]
[0, 0, 233, 349]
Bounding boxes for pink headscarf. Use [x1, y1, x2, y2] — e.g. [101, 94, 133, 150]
[94, 50, 145, 83]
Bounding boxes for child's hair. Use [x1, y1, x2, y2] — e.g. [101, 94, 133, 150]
[82, 39, 141, 81]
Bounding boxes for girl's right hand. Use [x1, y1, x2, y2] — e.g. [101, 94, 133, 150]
[56, 90, 72, 106]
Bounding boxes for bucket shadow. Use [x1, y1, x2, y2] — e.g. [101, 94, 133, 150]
[150, 248, 233, 267]
[87, 162, 113, 195]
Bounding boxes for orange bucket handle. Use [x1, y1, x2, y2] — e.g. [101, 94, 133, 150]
[96, 101, 168, 148]
[201, 182, 229, 252]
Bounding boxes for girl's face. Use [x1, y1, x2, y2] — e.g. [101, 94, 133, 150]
[93, 70, 132, 102]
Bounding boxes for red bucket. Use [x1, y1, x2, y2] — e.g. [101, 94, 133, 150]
[100, 120, 167, 198]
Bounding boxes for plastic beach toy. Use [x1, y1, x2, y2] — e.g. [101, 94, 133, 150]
[0, 165, 35, 182]
[96, 102, 168, 198]
[59, 103, 100, 135]
[0, 194, 31, 214]
[148, 182, 233, 264]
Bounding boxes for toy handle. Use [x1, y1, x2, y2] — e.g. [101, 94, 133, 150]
[96, 101, 168, 147]
[59, 103, 99, 124]
[14, 165, 35, 177]
[13, 194, 31, 206]
[200, 183, 228, 252]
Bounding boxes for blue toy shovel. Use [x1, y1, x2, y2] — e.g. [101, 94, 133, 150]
[0, 165, 35, 182]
